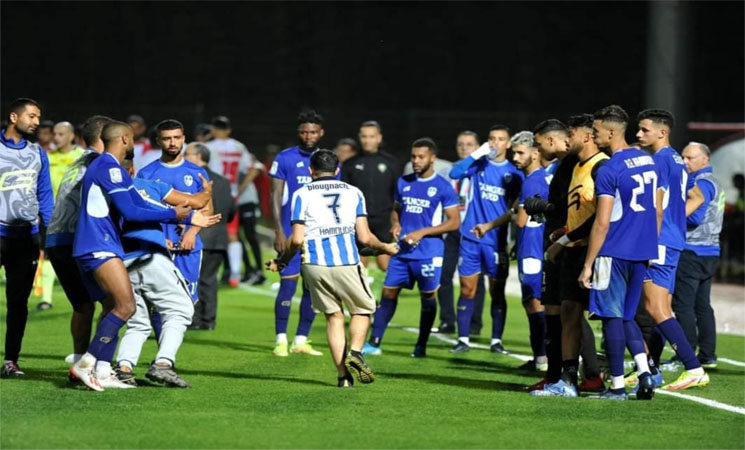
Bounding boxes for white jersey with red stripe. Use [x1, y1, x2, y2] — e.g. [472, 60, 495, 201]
[132, 138, 160, 173]
[206, 138, 251, 198]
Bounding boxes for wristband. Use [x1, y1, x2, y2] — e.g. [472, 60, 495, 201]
[557, 235, 571, 246]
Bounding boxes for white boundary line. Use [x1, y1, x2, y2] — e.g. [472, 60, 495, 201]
[237, 282, 745, 415]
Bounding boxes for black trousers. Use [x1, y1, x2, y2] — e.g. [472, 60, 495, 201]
[672, 250, 720, 360]
[0, 234, 40, 362]
[439, 231, 485, 326]
[195, 249, 225, 328]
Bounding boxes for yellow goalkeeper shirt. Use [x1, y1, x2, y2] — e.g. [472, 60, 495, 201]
[565, 151, 609, 247]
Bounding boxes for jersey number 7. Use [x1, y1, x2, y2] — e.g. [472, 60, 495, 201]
[323, 193, 341, 224]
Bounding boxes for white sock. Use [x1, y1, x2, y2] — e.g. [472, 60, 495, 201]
[611, 375, 625, 389]
[72, 353, 82, 363]
[459, 337, 470, 345]
[275, 333, 288, 344]
[154, 358, 172, 367]
[95, 360, 111, 378]
[689, 367, 704, 375]
[78, 352, 96, 368]
[293, 335, 307, 346]
[536, 355, 548, 364]
[119, 360, 133, 370]
[491, 338, 502, 346]
[228, 242, 242, 278]
[634, 353, 650, 375]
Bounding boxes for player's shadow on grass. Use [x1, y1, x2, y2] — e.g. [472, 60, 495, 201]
[178, 368, 331, 387]
[383, 371, 524, 392]
[381, 348, 521, 374]
[28, 310, 69, 322]
[183, 337, 271, 354]
[19, 352, 65, 362]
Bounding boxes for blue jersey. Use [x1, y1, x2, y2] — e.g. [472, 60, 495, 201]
[138, 158, 209, 253]
[269, 146, 340, 236]
[121, 179, 173, 259]
[73, 153, 177, 259]
[653, 146, 688, 250]
[517, 168, 549, 260]
[450, 156, 523, 248]
[594, 148, 659, 261]
[394, 173, 459, 260]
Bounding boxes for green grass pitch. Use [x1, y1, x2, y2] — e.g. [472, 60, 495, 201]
[1, 267, 744, 449]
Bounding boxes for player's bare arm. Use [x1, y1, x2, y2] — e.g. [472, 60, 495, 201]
[578, 195, 613, 289]
[271, 177, 286, 253]
[403, 205, 460, 246]
[390, 202, 402, 241]
[238, 167, 261, 196]
[656, 188, 664, 235]
[267, 223, 305, 271]
[356, 216, 399, 256]
[473, 208, 514, 239]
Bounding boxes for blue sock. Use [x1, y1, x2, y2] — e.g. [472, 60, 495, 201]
[602, 318, 626, 378]
[295, 285, 316, 337]
[528, 311, 547, 357]
[151, 310, 163, 341]
[87, 313, 125, 363]
[491, 293, 507, 339]
[648, 326, 666, 367]
[657, 318, 701, 370]
[623, 319, 647, 357]
[457, 297, 475, 339]
[417, 297, 437, 347]
[274, 278, 298, 334]
[371, 297, 397, 343]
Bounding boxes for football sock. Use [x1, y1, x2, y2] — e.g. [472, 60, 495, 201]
[580, 317, 601, 378]
[459, 337, 471, 345]
[274, 278, 298, 334]
[528, 311, 546, 358]
[151, 310, 163, 342]
[623, 319, 649, 375]
[545, 314, 563, 383]
[602, 317, 626, 378]
[648, 354, 659, 375]
[560, 358, 579, 386]
[490, 291, 507, 339]
[293, 335, 307, 346]
[87, 313, 125, 363]
[227, 241, 242, 278]
[648, 325, 666, 367]
[295, 286, 315, 337]
[417, 297, 437, 347]
[95, 360, 111, 379]
[371, 296, 397, 343]
[456, 297, 475, 339]
[275, 333, 288, 344]
[657, 318, 701, 370]
[490, 338, 502, 346]
[633, 353, 651, 376]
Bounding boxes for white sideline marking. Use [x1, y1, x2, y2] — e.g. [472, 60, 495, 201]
[238, 282, 745, 414]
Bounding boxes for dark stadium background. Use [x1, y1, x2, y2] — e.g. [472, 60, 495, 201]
[2, 1, 743, 161]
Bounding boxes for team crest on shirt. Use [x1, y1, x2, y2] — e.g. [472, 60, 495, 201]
[403, 186, 412, 192]
[504, 173, 512, 183]
[378, 163, 387, 173]
[296, 161, 304, 168]
[427, 187, 437, 197]
[184, 175, 194, 187]
[109, 168, 122, 183]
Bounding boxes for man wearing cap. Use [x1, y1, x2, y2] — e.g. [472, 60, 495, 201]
[129, 114, 158, 172]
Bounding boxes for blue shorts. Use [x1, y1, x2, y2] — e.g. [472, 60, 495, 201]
[75, 252, 118, 301]
[458, 238, 499, 279]
[589, 256, 646, 320]
[518, 258, 542, 301]
[280, 251, 301, 278]
[644, 245, 680, 293]
[384, 255, 443, 293]
[174, 250, 202, 302]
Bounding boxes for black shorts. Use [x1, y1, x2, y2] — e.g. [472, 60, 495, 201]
[239, 202, 260, 221]
[47, 245, 96, 310]
[541, 257, 561, 306]
[367, 216, 393, 244]
[497, 250, 509, 281]
[559, 246, 590, 308]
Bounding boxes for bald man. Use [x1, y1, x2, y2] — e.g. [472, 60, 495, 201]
[34, 122, 86, 311]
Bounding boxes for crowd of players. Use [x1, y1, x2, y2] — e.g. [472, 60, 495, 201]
[0, 97, 723, 398]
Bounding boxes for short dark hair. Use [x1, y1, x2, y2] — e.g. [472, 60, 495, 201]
[336, 138, 359, 151]
[489, 124, 511, 136]
[566, 114, 594, 130]
[637, 108, 675, 129]
[310, 149, 338, 172]
[412, 137, 438, 155]
[9, 97, 41, 116]
[38, 120, 54, 130]
[101, 121, 131, 145]
[533, 119, 568, 136]
[593, 105, 629, 126]
[188, 142, 211, 164]
[211, 115, 231, 129]
[126, 114, 146, 126]
[81, 115, 113, 147]
[298, 109, 324, 127]
[360, 120, 381, 132]
[457, 130, 480, 143]
[156, 119, 185, 136]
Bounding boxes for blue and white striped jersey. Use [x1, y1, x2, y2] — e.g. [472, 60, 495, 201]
[290, 177, 366, 267]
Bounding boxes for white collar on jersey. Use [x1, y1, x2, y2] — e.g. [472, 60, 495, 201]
[416, 172, 437, 182]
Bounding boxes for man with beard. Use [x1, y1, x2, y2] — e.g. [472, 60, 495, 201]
[0, 98, 53, 377]
[268, 110, 332, 357]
